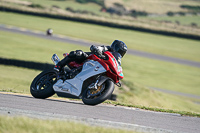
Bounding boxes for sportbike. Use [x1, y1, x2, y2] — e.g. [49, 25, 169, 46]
[30, 51, 123, 105]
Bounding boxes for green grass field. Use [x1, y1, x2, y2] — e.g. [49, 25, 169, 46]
[0, 65, 40, 93]
[1, 30, 200, 113]
[121, 0, 200, 14]
[0, 12, 200, 62]
[0, 30, 88, 63]
[20, 0, 200, 16]
[123, 55, 200, 96]
[7, 0, 200, 27]
[0, 115, 134, 133]
[23, 0, 106, 16]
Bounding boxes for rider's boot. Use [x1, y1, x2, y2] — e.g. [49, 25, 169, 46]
[54, 56, 73, 80]
[54, 56, 72, 72]
[54, 50, 88, 79]
[54, 50, 87, 72]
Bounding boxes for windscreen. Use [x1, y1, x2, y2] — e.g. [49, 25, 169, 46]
[112, 52, 122, 66]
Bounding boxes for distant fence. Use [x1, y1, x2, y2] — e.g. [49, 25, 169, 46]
[0, 6, 200, 41]
[0, 57, 54, 71]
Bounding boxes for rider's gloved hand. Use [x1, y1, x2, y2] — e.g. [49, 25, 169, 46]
[68, 50, 88, 59]
[90, 45, 97, 53]
[68, 50, 88, 63]
[75, 50, 88, 59]
[90, 45, 101, 55]
[90, 45, 106, 59]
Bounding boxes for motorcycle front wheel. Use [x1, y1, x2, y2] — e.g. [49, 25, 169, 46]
[30, 69, 57, 99]
[82, 80, 114, 105]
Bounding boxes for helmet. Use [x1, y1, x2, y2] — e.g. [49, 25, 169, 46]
[111, 40, 127, 57]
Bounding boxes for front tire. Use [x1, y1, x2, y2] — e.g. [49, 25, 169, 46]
[30, 69, 57, 99]
[82, 80, 114, 105]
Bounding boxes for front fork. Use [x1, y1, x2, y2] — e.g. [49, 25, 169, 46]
[88, 77, 100, 90]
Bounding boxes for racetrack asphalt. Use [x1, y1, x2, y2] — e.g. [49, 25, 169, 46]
[1, 93, 200, 133]
[1, 24, 200, 68]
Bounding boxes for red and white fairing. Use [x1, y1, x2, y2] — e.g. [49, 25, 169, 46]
[53, 51, 124, 97]
[63, 51, 124, 83]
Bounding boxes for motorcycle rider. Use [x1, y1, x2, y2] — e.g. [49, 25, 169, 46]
[54, 40, 127, 75]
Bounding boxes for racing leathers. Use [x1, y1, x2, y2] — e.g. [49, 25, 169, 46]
[54, 45, 112, 72]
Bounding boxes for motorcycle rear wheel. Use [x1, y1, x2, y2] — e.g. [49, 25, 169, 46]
[82, 80, 114, 105]
[30, 69, 57, 99]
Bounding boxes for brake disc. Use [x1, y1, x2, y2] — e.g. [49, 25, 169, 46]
[88, 84, 105, 97]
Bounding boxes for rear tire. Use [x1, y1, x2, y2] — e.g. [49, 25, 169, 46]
[30, 69, 57, 99]
[82, 80, 114, 105]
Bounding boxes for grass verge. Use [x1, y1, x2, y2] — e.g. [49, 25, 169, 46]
[123, 54, 200, 96]
[104, 101, 200, 118]
[0, 115, 134, 133]
[0, 65, 40, 94]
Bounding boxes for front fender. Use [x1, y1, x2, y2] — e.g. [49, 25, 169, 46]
[97, 76, 113, 86]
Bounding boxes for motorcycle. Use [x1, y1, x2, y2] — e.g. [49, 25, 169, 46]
[30, 51, 124, 105]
